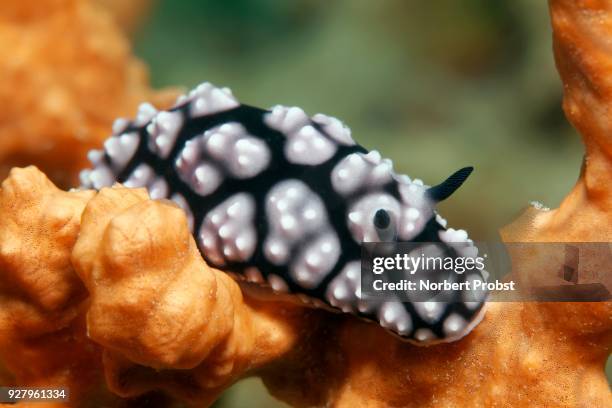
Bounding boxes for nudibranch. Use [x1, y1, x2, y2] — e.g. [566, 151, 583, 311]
[80, 82, 488, 345]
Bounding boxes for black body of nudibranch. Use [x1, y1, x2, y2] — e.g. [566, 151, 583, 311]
[80, 82, 488, 345]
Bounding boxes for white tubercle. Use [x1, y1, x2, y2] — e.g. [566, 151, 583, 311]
[413, 328, 436, 342]
[442, 313, 468, 338]
[397, 182, 433, 241]
[176, 122, 272, 197]
[134, 102, 157, 126]
[123, 164, 154, 188]
[378, 302, 413, 335]
[149, 178, 169, 200]
[87, 149, 104, 165]
[202, 123, 271, 178]
[265, 179, 329, 254]
[198, 193, 257, 265]
[265, 105, 338, 165]
[104, 132, 139, 171]
[439, 228, 469, 243]
[147, 111, 183, 159]
[192, 163, 222, 196]
[331, 153, 393, 196]
[230, 137, 270, 178]
[326, 261, 375, 314]
[413, 301, 445, 324]
[264, 105, 309, 134]
[290, 231, 340, 289]
[79, 169, 92, 188]
[312, 113, 355, 145]
[244, 267, 264, 284]
[363, 150, 382, 164]
[112, 118, 129, 135]
[285, 124, 336, 165]
[264, 179, 341, 288]
[435, 213, 448, 228]
[267, 274, 289, 293]
[88, 165, 114, 189]
[189, 82, 239, 117]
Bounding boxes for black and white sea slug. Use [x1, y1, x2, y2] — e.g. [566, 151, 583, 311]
[80, 82, 488, 345]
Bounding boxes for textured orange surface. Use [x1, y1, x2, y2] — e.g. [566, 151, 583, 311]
[0, 167, 312, 406]
[94, 0, 152, 33]
[0, 167, 106, 403]
[0, 0, 178, 188]
[502, 0, 612, 244]
[72, 184, 308, 404]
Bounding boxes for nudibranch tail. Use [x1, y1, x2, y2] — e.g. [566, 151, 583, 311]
[79, 81, 487, 346]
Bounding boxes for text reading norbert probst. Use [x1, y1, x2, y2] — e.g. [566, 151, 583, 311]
[372, 279, 515, 292]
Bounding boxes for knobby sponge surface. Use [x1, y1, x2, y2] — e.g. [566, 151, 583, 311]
[0, 166, 309, 406]
[0, 0, 178, 188]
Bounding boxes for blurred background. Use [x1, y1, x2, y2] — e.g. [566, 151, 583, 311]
[118, 0, 597, 406]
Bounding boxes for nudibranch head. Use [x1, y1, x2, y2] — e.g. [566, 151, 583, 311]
[330, 150, 432, 245]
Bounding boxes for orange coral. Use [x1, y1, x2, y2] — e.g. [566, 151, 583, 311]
[0, 0, 179, 188]
[501, 0, 612, 244]
[0, 167, 311, 406]
[94, 0, 152, 33]
[71, 184, 308, 404]
[0, 167, 104, 403]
